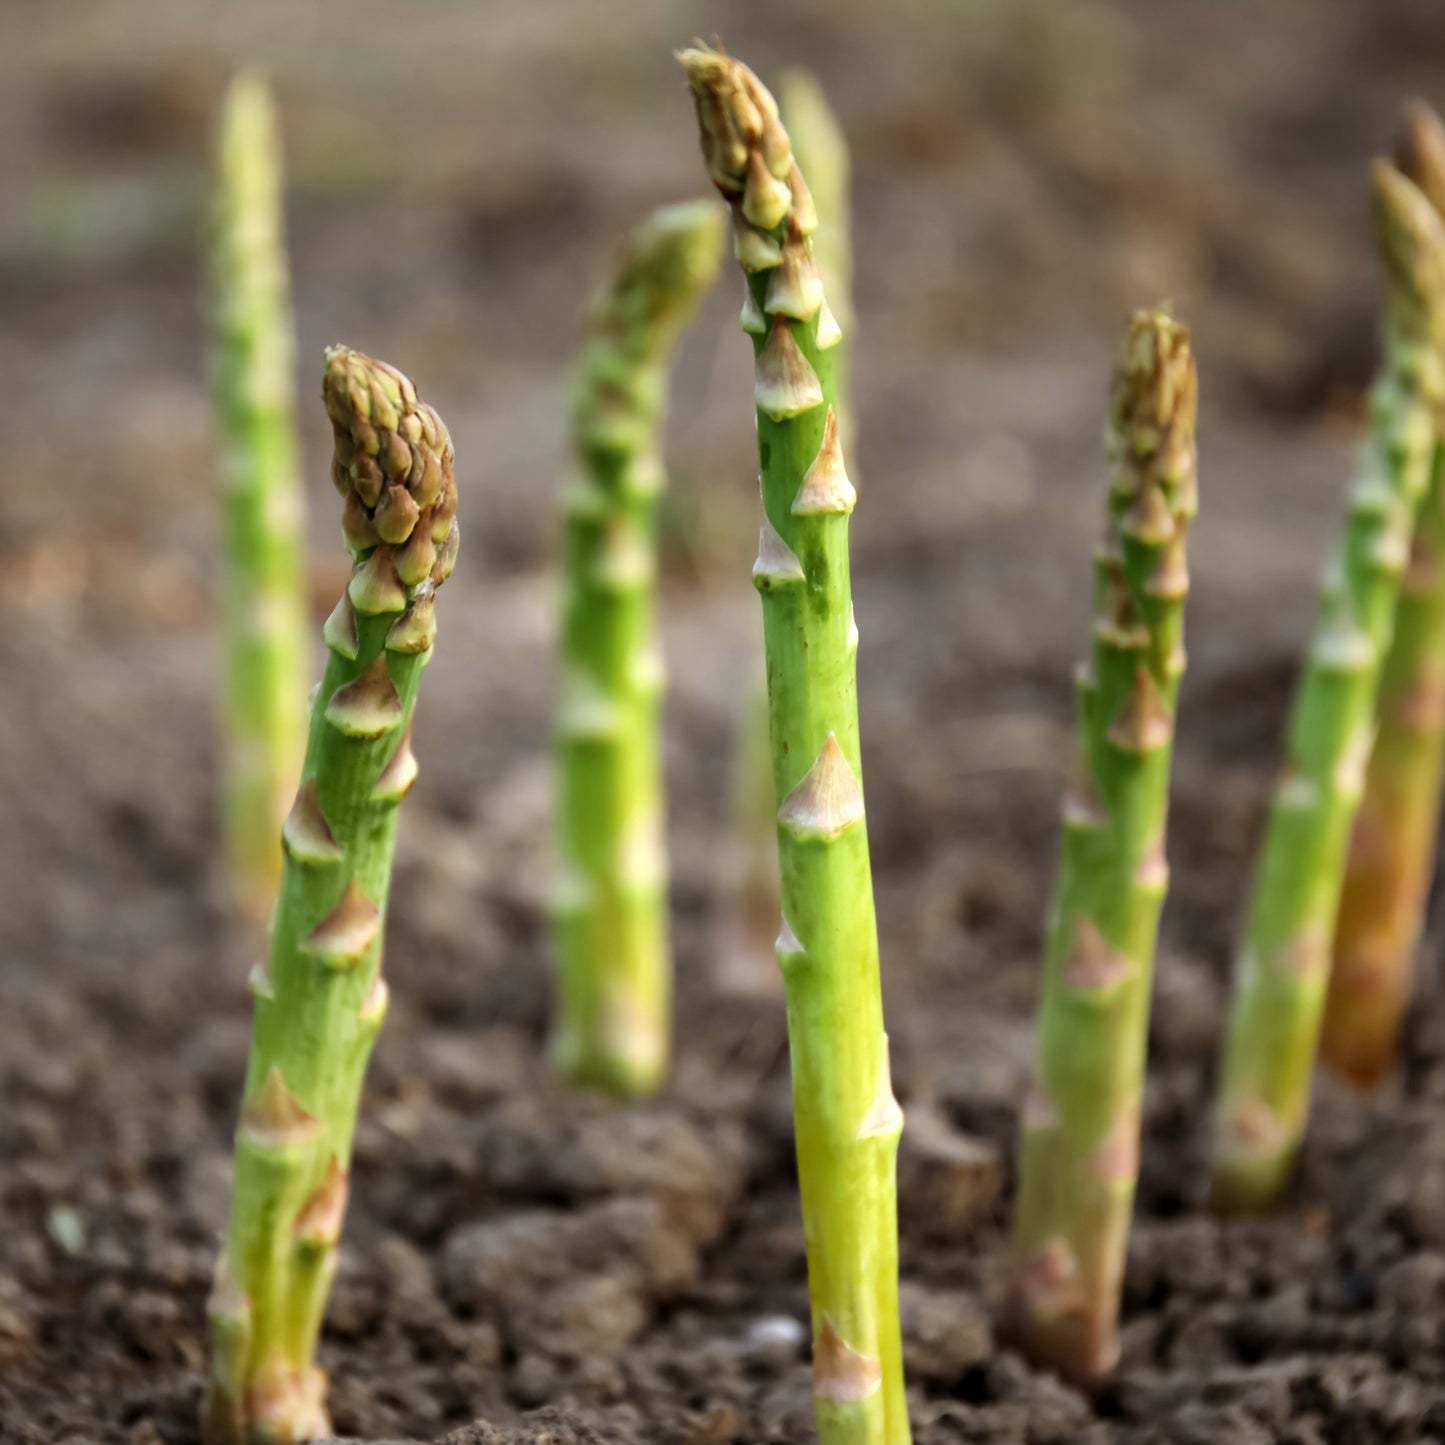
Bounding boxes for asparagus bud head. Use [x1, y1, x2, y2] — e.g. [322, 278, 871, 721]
[1373, 160, 1445, 353]
[1397, 100, 1445, 222]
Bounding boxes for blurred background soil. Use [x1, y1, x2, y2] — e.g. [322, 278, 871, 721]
[7, 1, 1445, 1441]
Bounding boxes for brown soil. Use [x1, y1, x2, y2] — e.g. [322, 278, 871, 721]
[6, 1, 1445, 1442]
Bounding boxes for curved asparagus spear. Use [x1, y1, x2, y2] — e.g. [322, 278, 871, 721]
[678, 46, 910, 1445]
[205, 348, 459, 1445]
[551, 200, 724, 1099]
[1211, 163, 1445, 1214]
[1322, 103, 1445, 1087]
[211, 74, 308, 922]
[999, 309, 1196, 1386]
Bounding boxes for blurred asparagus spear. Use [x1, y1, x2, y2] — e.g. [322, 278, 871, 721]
[780, 69, 854, 440]
[999, 308, 1196, 1385]
[211, 75, 308, 923]
[678, 45, 910, 1444]
[551, 200, 724, 1099]
[1322, 102, 1445, 1088]
[205, 347, 459, 1444]
[712, 684, 784, 996]
[1211, 161, 1445, 1214]
[715, 71, 854, 997]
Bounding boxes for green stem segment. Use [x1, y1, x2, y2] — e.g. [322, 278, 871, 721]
[679, 47, 910, 1445]
[551, 201, 724, 1099]
[716, 73, 852, 998]
[999, 310, 1197, 1386]
[1211, 162, 1445, 1214]
[205, 348, 459, 1445]
[212, 75, 308, 922]
[1323, 104, 1445, 1089]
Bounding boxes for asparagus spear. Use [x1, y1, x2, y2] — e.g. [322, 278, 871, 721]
[211, 75, 308, 923]
[1322, 103, 1445, 1088]
[715, 72, 853, 997]
[712, 684, 785, 996]
[551, 200, 724, 1099]
[999, 308, 1197, 1385]
[1211, 162, 1445, 1215]
[678, 46, 910, 1445]
[205, 347, 459, 1444]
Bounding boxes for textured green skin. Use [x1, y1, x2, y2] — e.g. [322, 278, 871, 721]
[682, 47, 908, 1440]
[1323, 441, 1445, 1085]
[752, 275, 906, 1445]
[229, 615, 420, 1384]
[1000, 314, 1195, 1385]
[212, 75, 307, 921]
[1213, 315, 1442, 1214]
[552, 202, 723, 1099]
[207, 350, 455, 1444]
[720, 73, 850, 999]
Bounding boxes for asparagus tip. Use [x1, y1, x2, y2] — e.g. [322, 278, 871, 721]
[1371, 159, 1445, 322]
[585, 199, 726, 355]
[1108, 306, 1197, 464]
[218, 70, 278, 156]
[676, 43, 796, 215]
[1395, 99, 1445, 219]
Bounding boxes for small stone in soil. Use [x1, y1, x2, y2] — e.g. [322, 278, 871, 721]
[742, 1313, 807, 1369]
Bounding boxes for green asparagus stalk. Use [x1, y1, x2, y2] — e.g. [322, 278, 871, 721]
[205, 347, 459, 1444]
[998, 309, 1197, 1386]
[1322, 103, 1445, 1088]
[211, 74, 308, 923]
[551, 201, 724, 1099]
[715, 73, 853, 998]
[679, 46, 910, 1444]
[1211, 162, 1445, 1215]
